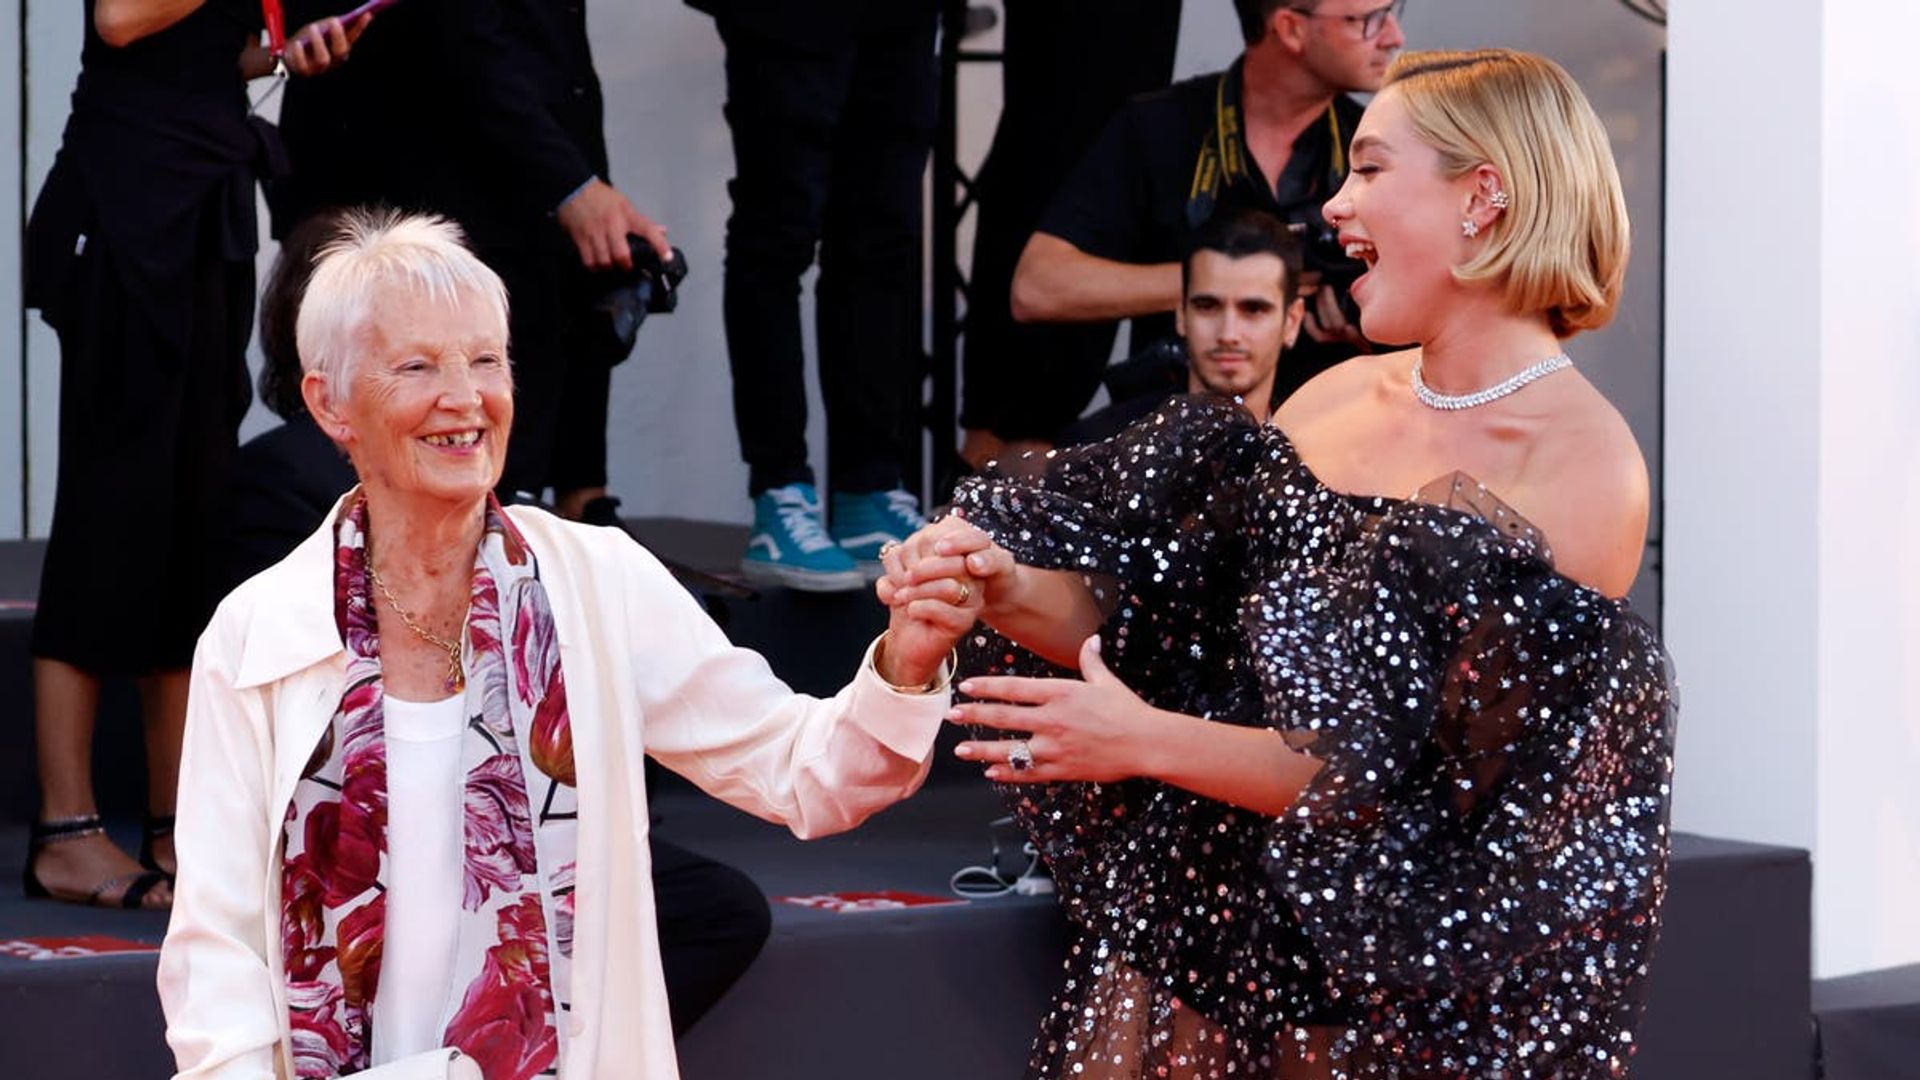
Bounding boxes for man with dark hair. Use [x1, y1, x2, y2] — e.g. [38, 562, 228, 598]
[970, 0, 1405, 459]
[1060, 208, 1306, 445]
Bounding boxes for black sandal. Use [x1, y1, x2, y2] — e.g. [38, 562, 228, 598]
[140, 812, 176, 879]
[22, 814, 170, 910]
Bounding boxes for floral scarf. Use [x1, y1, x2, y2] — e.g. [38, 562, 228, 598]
[282, 494, 580, 1080]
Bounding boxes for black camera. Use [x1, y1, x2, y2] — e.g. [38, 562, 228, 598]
[1288, 215, 1366, 332]
[587, 235, 689, 365]
[1102, 336, 1188, 403]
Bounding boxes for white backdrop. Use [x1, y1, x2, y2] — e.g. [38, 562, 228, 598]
[1666, 0, 1920, 977]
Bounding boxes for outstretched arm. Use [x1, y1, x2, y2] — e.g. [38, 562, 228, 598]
[1010, 233, 1181, 324]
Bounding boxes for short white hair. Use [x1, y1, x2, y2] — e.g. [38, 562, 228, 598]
[294, 209, 511, 400]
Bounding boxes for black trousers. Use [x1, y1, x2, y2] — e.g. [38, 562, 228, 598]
[651, 835, 772, 1035]
[33, 224, 253, 674]
[958, 0, 1184, 443]
[486, 246, 617, 499]
[716, 15, 937, 497]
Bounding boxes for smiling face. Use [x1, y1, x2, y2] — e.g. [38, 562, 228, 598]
[1179, 250, 1304, 415]
[1320, 86, 1486, 346]
[309, 284, 513, 509]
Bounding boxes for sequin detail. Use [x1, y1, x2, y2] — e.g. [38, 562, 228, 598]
[953, 394, 1677, 1079]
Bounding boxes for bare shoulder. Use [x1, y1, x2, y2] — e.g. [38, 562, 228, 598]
[1274, 350, 1406, 430]
[1522, 380, 1650, 598]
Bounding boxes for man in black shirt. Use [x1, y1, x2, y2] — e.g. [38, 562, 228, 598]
[982, 0, 1405, 450]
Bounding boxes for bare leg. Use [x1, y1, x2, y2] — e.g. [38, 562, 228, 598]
[30, 658, 170, 908]
[137, 668, 189, 875]
[34, 657, 101, 821]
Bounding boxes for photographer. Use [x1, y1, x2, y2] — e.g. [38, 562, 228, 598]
[273, 0, 671, 518]
[993, 0, 1405, 449]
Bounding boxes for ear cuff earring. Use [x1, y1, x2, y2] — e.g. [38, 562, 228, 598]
[1463, 190, 1509, 237]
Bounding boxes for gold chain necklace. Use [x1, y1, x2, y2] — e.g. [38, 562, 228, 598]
[366, 559, 469, 694]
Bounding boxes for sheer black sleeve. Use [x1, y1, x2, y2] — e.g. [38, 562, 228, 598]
[1256, 482, 1677, 1076]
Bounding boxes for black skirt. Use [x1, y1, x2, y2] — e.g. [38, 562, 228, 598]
[29, 186, 253, 674]
[26, 0, 266, 674]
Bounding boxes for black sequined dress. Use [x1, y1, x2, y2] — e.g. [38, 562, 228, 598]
[951, 395, 1677, 1079]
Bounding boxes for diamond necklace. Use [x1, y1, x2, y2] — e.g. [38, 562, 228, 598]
[1411, 352, 1572, 411]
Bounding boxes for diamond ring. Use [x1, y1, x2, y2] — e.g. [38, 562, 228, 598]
[1008, 740, 1035, 772]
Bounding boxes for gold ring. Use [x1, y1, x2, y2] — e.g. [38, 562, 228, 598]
[955, 581, 972, 605]
[879, 541, 902, 560]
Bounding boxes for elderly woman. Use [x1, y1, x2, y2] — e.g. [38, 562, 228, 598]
[889, 49, 1676, 1078]
[159, 211, 965, 1079]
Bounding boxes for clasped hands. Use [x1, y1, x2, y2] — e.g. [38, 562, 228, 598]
[875, 513, 1166, 785]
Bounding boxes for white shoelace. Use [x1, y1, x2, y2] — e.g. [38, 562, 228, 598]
[772, 498, 835, 554]
[883, 489, 926, 529]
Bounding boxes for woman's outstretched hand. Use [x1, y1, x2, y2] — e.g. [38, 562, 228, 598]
[875, 511, 1016, 619]
[873, 513, 999, 688]
[949, 635, 1164, 784]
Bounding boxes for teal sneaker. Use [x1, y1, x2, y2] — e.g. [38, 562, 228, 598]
[831, 488, 927, 578]
[741, 484, 866, 592]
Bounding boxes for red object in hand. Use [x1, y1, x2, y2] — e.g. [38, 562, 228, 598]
[261, 0, 285, 56]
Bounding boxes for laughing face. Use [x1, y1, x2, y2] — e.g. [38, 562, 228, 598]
[321, 285, 514, 507]
[1321, 86, 1483, 346]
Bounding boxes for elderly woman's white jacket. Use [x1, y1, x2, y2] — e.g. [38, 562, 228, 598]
[158, 505, 948, 1079]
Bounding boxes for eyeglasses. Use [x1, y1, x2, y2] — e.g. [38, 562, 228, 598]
[1288, 0, 1406, 41]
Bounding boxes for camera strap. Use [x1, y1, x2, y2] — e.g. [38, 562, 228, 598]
[1185, 57, 1348, 230]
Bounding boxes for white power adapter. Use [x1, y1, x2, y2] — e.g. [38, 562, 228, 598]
[1012, 872, 1055, 896]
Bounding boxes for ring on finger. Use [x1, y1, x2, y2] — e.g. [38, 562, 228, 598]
[1008, 740, 1035, 772]
[879, 541, 902, 559]
[955, 580, 972, 605]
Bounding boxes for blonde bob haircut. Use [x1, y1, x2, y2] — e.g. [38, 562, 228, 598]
[1382, 49, 1629, 338]
[295, 208, 511, 400]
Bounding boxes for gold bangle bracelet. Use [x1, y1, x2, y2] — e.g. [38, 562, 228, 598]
[874, 632, 960, 695]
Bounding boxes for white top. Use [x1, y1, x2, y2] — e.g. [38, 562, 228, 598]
[371, 693, 468, 1067]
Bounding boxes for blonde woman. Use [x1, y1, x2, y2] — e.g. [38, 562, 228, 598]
[885, 49, 1675, 1078]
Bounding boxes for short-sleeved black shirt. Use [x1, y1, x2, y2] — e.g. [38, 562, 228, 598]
[1036, 67, 1367, 396]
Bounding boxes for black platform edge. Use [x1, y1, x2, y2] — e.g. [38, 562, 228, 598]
[0, 818, 1818, 1080]
[1813, 963, 1920, 1080]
